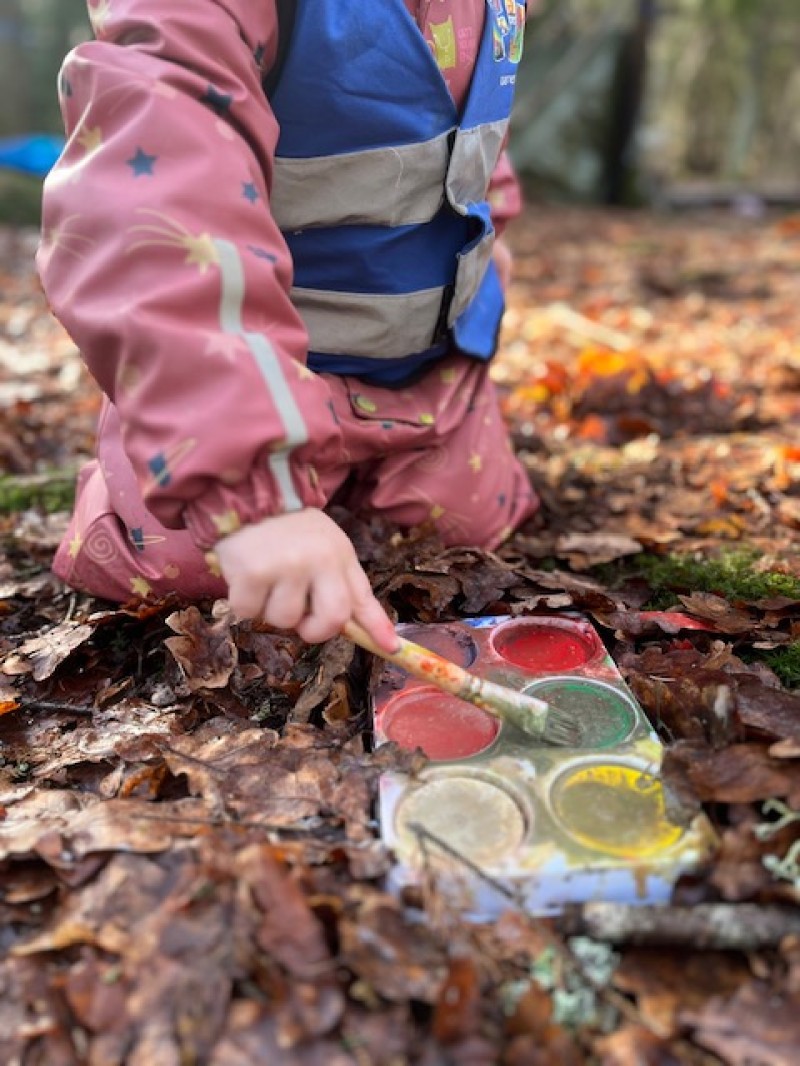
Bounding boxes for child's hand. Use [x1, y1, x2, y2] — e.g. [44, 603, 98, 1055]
[214, 509, 398, 652]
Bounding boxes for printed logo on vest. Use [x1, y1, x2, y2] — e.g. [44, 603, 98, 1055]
[491, 0, 525, 64]
[429, 16, 457, 71]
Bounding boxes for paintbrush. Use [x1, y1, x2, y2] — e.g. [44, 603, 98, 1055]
[343, 620, 581, 746]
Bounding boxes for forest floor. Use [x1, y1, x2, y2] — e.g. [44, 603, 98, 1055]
[1, 205, 800, 1065]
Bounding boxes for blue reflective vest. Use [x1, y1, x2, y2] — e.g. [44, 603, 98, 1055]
[268, 0, 527, 385]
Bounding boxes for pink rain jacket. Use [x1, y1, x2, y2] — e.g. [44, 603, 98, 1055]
[39, 1, 529, 597]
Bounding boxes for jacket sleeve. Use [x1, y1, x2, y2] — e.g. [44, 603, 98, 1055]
[488, 149, 523, 236]
[37, 0, 342, 551]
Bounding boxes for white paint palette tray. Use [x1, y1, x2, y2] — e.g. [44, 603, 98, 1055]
[371, 615, 717, 918]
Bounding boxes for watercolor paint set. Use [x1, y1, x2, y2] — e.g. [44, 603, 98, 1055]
[370, 614, 716, 918]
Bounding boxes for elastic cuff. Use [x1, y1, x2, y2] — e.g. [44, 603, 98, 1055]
[182, 465, 327, 551]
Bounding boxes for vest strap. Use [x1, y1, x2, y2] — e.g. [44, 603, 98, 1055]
[272, 131, 452, 231]
[291, 285, 445, 358]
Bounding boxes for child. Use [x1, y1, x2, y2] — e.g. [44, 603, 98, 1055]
[38, 0, 537, 652]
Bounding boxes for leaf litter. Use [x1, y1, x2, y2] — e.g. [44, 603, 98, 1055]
[2, 207, 800, 1062]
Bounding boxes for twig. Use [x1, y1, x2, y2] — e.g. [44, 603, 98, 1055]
[96, 808, 333, 836]
[19, 699, 94, 716]
[559, 901, 800, 950]
[409, 821, 527, 907]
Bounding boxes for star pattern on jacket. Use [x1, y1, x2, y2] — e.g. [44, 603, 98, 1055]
[77, 126, 103, 155]
[130, 575, 153, 598]
[127, 148, 158, 177]
[201, 85, 234, 115]
[44, 217, 95, 262]
[128, 210, 221, 273]
[242, 182, 260, 204]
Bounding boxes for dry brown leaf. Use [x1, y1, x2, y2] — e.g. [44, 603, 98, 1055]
[433, 956, 481, 1044]
[734, 677, 800, 741]
[665, 742, 800, 806]
[677, 592, 755, 633]
[0, 790, 191, 864]
[291, 635, 354, 723]
[555, 532, 642, 569]
[613, 950, 750, 1037]
[339, 894, 445, 1003]
[594, 1025, 684, 1066]
[11, 620, 93, 680]
[682, 981, 800, 1066]
[164, 600, 237, 691]
[237, 843, 333, 979]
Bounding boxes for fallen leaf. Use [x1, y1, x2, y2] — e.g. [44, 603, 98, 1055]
[12, 621, 93, 681]
[555, 532, 643, 569]
[164, 600, 237, 691]
[594, 1025, 684, 1066]
[339, 894, 445, 1003]
[291, 636, 354, 723]
[677, 592, 754, 633]
[682, 980, 800, 1066]
[433, 956, 481, 1044]
[734, 677, 800, 741]
[665, 742, 800, 805]
[613, 949, 750, 1037]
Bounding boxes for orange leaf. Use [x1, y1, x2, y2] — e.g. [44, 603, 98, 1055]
[696, 515, 746, 538]
[776, 214, 800, 237]
[0, 698, 19, 717]
[575, 414, 610, 442]
[576, 347, 652, 393]
[537, 359, 570, 395]
[773, 445, 800, 491]
[710, 479, 730, 505]
[433, 957, 481, 1044]
[577, 347, 632, 378]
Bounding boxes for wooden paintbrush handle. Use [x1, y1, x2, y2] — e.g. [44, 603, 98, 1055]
[343, 620, 478, 702]
[342, 620, 550, 723]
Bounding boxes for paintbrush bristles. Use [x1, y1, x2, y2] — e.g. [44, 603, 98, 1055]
[343, 621, 581, 747]
[466, 673, 582, 746]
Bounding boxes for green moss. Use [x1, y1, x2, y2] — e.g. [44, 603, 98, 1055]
[0, 471, 77, 514]
[595, 550, 800, 607]
[758, 644, 800, 689]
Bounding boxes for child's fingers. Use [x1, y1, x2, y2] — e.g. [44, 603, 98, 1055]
[348, 566, 398, 653]
[227, 579, 269, 623]
[263, 577, 310, 631]
[296, 571, 351, 645]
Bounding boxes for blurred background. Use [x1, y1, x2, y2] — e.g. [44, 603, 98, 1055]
[1, 0, 799, 222]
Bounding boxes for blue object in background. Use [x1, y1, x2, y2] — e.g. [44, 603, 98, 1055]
[0, 134, 65, 178]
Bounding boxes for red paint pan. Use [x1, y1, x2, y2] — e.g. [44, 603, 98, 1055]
[490, 617, 603, 673]
[379, 686, 500, 760]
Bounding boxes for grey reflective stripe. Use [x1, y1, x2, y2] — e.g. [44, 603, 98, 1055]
[272, 132, 451, 230]
[272, 118, 507, 231]
[443, 119, 508, 323]
[446, 118, 509, 210]
[291, 286, 443, 358]
[214, 239, 307, 512]
[449, 232, 495, 325]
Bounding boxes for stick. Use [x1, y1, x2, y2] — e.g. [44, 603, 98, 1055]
[559, 902, 800, 950]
